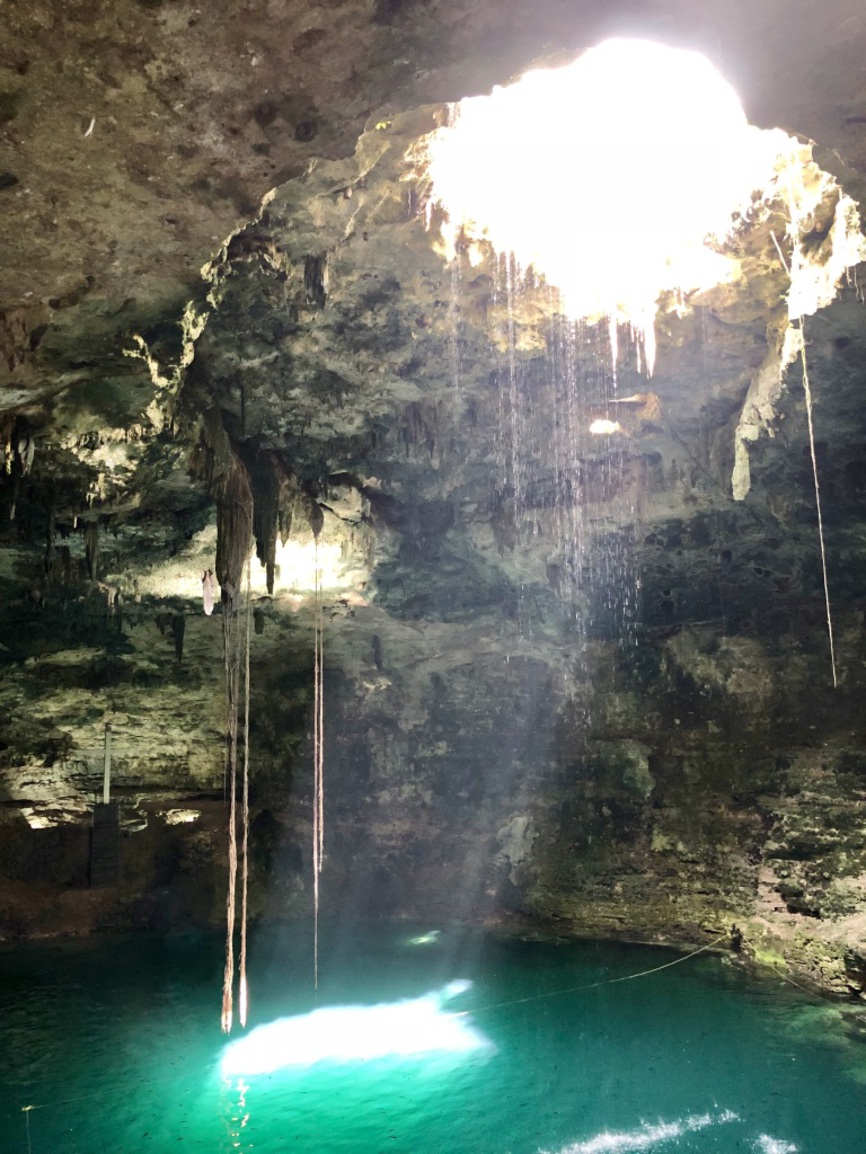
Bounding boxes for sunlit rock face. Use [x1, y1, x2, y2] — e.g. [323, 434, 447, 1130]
[1, 1, 866, 999]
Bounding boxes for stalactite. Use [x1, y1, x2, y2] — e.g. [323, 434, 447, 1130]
[17, 425, 34, 477]
[44, 484, 55, 575]
[304, 252, 329, 309]
[84, 521, 99, 582]
[1, 415, 15, 475]
[251, 454, 281, 596]
[3, 415, 35, 522]
[8, 467, 19, 522]
[51, 544, 71, 599]
[202, 569, 215, 616]
[171, 614, 185, 663]
[306, 492, 324, 540]
[189, 406, 234, 493]
[216, 453, 253, 612]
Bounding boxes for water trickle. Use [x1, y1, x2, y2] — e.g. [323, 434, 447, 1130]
[504, 252, 524, 521]
[449, 259, 462, 403]
[527, 299, 641, 649]
[452, 235, 643, 654]
[489, 254, 528, 631]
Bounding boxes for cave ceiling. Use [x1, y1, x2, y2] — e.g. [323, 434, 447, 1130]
[2, 0, 866, 655]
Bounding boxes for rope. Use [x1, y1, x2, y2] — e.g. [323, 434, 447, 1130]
[222, 591, 231, 804]
[239, 556, 252, 1028]
[450, 933, 731, 1019]
[798, 318, 838, 688]
[221, 599, 240, 1033]
[772, 222, 837, 688]
[19, 1066, 216, 1115]
[312, 536, 324, 990]
[771, 963, 819, 997]
[317, 580, 324, 871]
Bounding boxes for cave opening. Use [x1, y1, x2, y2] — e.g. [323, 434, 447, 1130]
[424, 37, 797, 375]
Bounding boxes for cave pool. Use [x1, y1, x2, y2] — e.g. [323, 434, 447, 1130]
[1, 922, 864, 1153]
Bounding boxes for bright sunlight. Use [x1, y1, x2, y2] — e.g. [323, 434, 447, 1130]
[424, 38, 797, 373]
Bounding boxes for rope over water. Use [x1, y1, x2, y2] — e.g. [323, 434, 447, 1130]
[450, 933, 732, 1018]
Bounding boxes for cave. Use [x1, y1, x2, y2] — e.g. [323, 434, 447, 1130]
[1, 1, 866, 1150]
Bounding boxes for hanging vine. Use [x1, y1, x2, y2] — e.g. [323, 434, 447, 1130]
[220, 577, 241, 1033]
[206, 430, 331, 1014]
[312, 528, 325, 989]
[239, 555, 252, 1027]
[217, 451, 254, 1034]
[796, 318, 837, 687]
[221, 559, 253, 1033]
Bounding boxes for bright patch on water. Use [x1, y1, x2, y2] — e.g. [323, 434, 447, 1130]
[221, 980, 489, 1074]
[405, 929, 442, 946]
[423, 38, 799, 373]
[0, 924, 864, 1153]
[549, 1109, 737, 1152]
[755, 1138, 798, 1154]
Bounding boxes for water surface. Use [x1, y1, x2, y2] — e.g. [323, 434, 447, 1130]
[1, 921, 864, 1153]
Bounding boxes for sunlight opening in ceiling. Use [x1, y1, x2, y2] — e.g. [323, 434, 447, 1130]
[424, 38, 800, 373]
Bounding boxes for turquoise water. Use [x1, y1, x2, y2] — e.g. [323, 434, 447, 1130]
[1, 922, 865, 1154]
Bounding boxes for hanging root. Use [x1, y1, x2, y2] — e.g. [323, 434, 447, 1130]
[312, 534, 325, 989]
[218, 446, 256, 1031]
[771, 209, 840, 689]
[798, 318, 838, 687]
[239, 557, 252, 1028]
[221, 597, 240, 1033]
[222, 551, 255, 1032]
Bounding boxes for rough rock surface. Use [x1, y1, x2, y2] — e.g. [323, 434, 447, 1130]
[1, 0, 866, 1000]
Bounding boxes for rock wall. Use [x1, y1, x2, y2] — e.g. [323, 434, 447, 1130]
[2, 568, 865, 1001]
[2, 0, 866, 1005]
